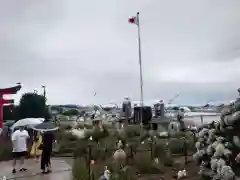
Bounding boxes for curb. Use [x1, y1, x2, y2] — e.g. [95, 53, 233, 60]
[4, 168, 72, 180]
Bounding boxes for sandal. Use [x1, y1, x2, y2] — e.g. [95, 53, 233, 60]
[20, 168, 27, 172]
[41, 169, 47, 174]
[47, 167, 52, 173]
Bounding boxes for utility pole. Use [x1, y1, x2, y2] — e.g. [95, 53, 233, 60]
[129, 12, 144, 124]
[42, 85, 46, 99]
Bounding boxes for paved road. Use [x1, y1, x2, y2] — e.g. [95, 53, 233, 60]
[0, 158, 73, 180]
[184, 115, 220, 126]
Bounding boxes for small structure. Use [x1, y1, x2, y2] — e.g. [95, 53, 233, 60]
[151, 116, 175, 130]
[121, 97, 132, 123]
[151, 101, 175, 130]
[0, 84, 21, 133]
[133, 106, 152, 127]
[153, 100, 164, 117]
[112, 97, 133, 128]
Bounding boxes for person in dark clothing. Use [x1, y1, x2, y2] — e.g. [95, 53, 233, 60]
[41, 132, 54, 173]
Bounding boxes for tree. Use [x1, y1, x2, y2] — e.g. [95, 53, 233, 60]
[62, 109, 79, 116]
[3, 105, 17, 121]
[18, 93, 49, 120]
[62, 109, 79, 120]
[172, 106, 179, 110]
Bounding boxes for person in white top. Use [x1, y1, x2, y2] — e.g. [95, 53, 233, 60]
[11, 126, 30, 174]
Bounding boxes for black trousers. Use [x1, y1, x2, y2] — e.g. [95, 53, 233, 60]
[41, 149, 51, 170]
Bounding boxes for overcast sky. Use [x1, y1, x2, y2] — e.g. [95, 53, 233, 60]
[1, 0, 240, 105]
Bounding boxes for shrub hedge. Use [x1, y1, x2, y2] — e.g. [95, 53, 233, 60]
[0, 137, 12, 161]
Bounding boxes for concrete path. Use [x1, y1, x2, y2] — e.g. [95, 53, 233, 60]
[0, 158, 72, 180]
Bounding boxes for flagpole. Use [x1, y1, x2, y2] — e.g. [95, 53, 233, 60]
[136, 12, 144, 124]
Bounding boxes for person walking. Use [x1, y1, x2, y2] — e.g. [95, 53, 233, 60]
[30, 131, 42, 162]
[41, 131, 54, 173]
[11, 126, 30, 174]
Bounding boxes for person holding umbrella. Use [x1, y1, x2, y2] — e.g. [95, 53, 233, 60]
[32, 121, 58, 173]
[11, 126, 30, 173]
[40, 131, 54, 173]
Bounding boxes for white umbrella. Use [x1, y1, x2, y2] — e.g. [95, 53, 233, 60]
[11, 118, 45, 130]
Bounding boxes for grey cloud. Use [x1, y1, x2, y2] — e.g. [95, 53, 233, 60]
[0, 0, 240, 105]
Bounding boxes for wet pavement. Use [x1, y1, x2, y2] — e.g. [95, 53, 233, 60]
[0, 158, 72, 180]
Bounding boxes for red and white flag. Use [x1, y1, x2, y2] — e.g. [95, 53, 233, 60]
[128, 15, 139, 25]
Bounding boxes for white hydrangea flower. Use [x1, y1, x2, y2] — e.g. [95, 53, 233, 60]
[220, 165, 235, 180]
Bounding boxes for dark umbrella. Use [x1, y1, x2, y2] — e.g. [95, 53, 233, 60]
[32, 122, 58, 132]
[3, 120, 15, 127]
